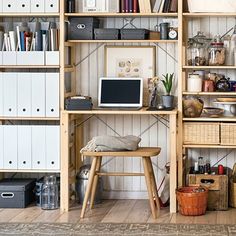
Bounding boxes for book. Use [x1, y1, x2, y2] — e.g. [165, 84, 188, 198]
[129, 0, 133, 12]
[163, 0, 169, 12]
[133, 0, 138, 13]
[153, 0, 162, 12]
[125, 0, 129, 12]
[169, 0, 177, 12]
[9, 31, 16, 51]
[145, 0, 152, 13]
[138, 0, 145, 13]
[159, 0, 165, 12]
[121, 0, 125, 12]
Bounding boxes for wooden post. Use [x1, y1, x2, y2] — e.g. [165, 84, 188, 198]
[60, 112, 70, 212]
[169, 114, 177, 213]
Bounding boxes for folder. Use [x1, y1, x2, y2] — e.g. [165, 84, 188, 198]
[2, 0, 17, 13]
[17, 0, 30, 13]
[31, 0, 45, 13]
[46, 125, 60, 170]
[18, 126, 31, 169]
[45, 0, 59, 13]
[45, 73, 59, 117]
[17, 73, 32, 117]
[0, 126, 3, 169]
[32, 125, 46, 170]
[3, 125, 17, 169]
[31, 73, 45, 117]
[3, 73, 17, 117]
[0, 72, 3, 116]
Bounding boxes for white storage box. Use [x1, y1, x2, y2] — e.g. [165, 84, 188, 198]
[3, 51, 17, 65]
[188, 0, 236, 12]
[45, 51, 59, 65]
[17, 51, 44, 66]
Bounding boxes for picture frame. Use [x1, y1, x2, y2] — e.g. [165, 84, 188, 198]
[104, 46, 156, 106]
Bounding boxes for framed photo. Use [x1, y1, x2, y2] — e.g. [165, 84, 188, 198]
[105, 46, 156, 106]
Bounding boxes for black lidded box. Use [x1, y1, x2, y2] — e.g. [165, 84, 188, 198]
[0, 178, 36, 208]
[120, 29, 150, 40]
[68, 17, 100, 40]
[65, 96, 93, 110]
[94, 28, 119, 40]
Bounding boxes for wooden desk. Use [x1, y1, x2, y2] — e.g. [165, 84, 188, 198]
[60, 108, 177, 213]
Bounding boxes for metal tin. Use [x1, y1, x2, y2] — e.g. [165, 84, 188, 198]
[159, 23, 169, 40]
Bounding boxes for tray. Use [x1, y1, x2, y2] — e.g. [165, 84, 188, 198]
[216, 98, 236, 102]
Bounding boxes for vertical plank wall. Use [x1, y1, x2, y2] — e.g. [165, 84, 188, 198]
[76, 17, 178, 199]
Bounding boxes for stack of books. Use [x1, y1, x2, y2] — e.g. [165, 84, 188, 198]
[0, 22, 59, 52]
[120, 0, 177, 13]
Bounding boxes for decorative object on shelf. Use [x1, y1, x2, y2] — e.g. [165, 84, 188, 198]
[161, 73, 174, 108]
[176, 186, 208, 216]
[202, 79, 215, 92]
[187, 73, 202, 92]
[76, 164, 103, 204]
[187, 31, 211, 66]
[41, 175, 59, 210]
[183, 95, 204, 118]
[223, 34, 232, 66]
[202, 107, 224, 118]
[159, 22, 169, 40]
[208, 35, 226, 66]
[214, 101, 236, 116]
[148, 76, 159, 108]
[105, 46, 155, 106]
[229, 80, 236, 91]
[215, 75, 230, 92]
[229, 26, 236, 65]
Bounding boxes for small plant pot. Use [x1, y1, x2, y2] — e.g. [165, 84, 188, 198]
[162, 95, 174, 108]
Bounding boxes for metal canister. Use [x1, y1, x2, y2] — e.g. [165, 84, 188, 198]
[67, 0, 75, 13]
[160, 23, 169, 40]
[76, 165, 103, 204]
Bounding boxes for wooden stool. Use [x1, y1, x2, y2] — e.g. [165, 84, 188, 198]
[80, 147, 161, 219]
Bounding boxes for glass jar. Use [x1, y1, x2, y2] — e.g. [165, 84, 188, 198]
[187, 32, 210, 66]
[41, 175, 59, 210]
[208, 39, 226, 66]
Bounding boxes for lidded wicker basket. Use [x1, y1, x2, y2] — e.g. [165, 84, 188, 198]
[176, 186, 208, 216]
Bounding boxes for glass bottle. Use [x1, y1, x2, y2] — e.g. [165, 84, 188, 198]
[41, 175, 59, 210]
[230, 26, 236, 65]
[198, 156, 205, 174]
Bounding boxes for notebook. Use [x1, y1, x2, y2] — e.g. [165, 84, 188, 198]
[98, 77, 143, 109]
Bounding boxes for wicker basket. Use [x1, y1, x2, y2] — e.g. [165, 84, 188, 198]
[230, 164, 236, 207]
[221, 123, 236, 145]
[176, 186, 208, 216]
[184, 122, 220, 145]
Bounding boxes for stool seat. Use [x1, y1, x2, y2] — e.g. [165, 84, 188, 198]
[80, 147, 161, 219]
[82, 147, 161, 157]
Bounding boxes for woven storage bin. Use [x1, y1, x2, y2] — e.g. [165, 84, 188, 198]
[230, 164, 236, 207]
[176, 186, 208, 216]
[221, 123, 236, 145]
[184, 122, 220, 145]
[187, 0, 236, 12]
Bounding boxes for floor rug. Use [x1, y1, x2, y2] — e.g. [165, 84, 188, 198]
[0, 223, 236, 236]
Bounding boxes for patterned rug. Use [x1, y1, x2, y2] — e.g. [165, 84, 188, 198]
[0, 223, 236, 236]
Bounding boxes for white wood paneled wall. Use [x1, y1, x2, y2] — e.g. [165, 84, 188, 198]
[187, 17, 236, 174]
[76, 17, 178, 199]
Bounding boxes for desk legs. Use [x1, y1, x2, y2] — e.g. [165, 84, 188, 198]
[169, 114, 177, 213]
[80, 157, 98, 218]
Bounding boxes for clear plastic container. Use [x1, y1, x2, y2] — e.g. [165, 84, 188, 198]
[208, 41, 226, 66]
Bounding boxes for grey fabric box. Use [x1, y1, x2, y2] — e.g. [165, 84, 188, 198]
[120, 29, 149, 40]
[94, 29, 119, 40]
[0, 178, 36, 208]
[68, 17, 100, 40]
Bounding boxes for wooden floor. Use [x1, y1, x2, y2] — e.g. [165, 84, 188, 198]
[0, 200, 236, 224]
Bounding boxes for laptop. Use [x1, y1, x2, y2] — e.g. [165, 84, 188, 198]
[98, 77, 143, 109]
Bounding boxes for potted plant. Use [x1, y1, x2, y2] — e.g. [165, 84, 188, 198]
[161, 73, 174, 108]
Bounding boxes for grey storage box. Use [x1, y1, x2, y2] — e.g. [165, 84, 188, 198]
[120, 29, 149, 40]
[0, 178, 36, 208]
[94, 28, 119, 40]
[68, 17, 100, 40]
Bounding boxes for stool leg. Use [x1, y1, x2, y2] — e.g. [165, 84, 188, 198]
[142, 157, 157, 219]
[80, 157, 98, 218]
[146, 157, 160, 214]
[90, 156, 102, 209]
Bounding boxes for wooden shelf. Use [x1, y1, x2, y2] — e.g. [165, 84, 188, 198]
[0, 169, 60, 173]
[183, 144, 236, 149]
[67, 39, 177, 43]
[183, 117, 236, 122]
[0, 13, 60, 17]
[62, 108, 178, 115]
[0, 117, 60, 121]
[67, 39, 178, 43]
[65, 13, 178, 17]
[0, 65, 60, 69]
[183, 13, 236, 17]
[183, 92, 236, 96]
[183, 66, 236, 70]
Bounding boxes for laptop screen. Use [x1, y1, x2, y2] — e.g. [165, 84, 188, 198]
[98, 78, 143, 108]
